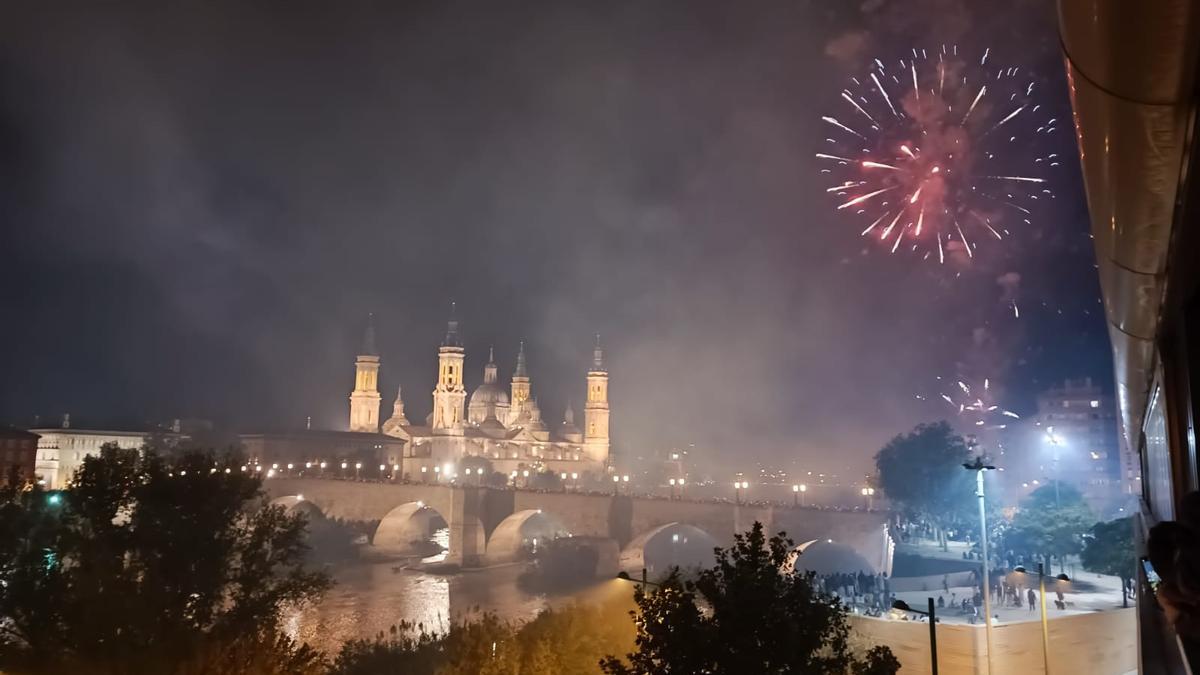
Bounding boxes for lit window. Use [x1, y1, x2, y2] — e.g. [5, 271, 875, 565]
[1090, 400, 1100, 408]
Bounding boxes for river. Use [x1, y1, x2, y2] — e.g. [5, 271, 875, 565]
[286, 556, 617, 656]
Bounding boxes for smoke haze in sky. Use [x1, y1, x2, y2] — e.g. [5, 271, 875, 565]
[0, 0, 1109, 476]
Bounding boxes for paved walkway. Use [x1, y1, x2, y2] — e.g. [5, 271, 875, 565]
[888, 538, 1130, 625]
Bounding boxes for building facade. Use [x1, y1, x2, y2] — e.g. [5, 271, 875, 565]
[32, 416, 155, 489]
[349, 314, 611, 481]
[239, 430, 408, 474]
[1032, 378, 1125, 515]
[0, 428, 39, 487]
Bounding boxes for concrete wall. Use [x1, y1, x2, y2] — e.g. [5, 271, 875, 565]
[849, 608, 1136, 675]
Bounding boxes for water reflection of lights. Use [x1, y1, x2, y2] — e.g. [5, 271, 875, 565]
[422, 527, 451, 564]
[289, 560, 611, 656]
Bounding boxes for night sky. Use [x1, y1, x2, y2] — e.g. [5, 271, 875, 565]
[0, 0, 1110, 476]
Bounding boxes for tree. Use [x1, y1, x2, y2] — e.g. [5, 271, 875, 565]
[600, 522, 898, 675]
[528, 470, 563, 491]
[874, 421, 976, 549]
[1081, 516, 1136, 607]
[1005, 484, 1094, 574]
[0, 444, 330, 674]
[331, 600, 635, 675]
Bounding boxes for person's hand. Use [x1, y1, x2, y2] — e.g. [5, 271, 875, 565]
[1157, 588, 1183, 626]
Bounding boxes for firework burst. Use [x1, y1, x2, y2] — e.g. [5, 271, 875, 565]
[819, 46, 1059, 263]
[918, 376, 1020, 429]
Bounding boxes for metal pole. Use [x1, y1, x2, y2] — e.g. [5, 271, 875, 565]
[928, 596, 939, 675]
[1038, 563, 1050, 674]
[976, 469, 995, 675]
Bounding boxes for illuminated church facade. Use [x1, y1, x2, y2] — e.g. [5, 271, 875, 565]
[347, 313, 611, 480]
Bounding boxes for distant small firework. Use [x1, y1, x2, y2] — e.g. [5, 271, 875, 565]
[819, 45, 1059, 263]
[929, 376, 1020, 429]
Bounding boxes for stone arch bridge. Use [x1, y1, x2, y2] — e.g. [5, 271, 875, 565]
[265, 478, 894, 574]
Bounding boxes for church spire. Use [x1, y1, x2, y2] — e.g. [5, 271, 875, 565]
[390, 385, 409, 423]
[510, 341, 531, 414]
[483, 345, 498, 384]
[514, 340, 528, 377]
[361, 313, 378, 356]
[442, 301, 462, 348]
[591, 334, 605, 372]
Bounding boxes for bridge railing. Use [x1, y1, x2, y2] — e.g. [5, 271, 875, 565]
[263, 472, 884, 514]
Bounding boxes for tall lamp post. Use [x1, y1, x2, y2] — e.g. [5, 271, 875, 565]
[1014, 563, 1070, 674]
[1044, 427, 1064, 507]
[963, 456, 996, 675]
[892, 598, 939, 675]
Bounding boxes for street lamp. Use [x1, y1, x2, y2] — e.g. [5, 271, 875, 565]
[892, 598, 939, 675]
[1014, 564, 1071, 675]
[963, 456, 997, 675]
[669, 477, 677, 499]
[734, 480, 749, 504]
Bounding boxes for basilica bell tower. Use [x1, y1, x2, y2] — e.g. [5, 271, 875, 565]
[584, 335, 610, 466]
[431, 306, 466, 435]
[348, 314, 382, 432]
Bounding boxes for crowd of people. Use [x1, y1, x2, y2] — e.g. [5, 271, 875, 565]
[811, 571, 894, 615]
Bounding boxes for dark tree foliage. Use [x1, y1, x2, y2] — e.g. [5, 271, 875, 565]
[854, 646, 903, 675]
[600, 522, 898, 675]
[330, 621, 456, 675]
[0, 444, 330, 674]
[1081, 516, 1136, 607]
[874, 421, 977, 547]
[331, 601, 634, 675]
[1005, 483, 1094, 573]
[528, 470, 563, 491]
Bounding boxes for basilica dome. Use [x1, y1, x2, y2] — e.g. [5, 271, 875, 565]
[469, 382, 509, 409]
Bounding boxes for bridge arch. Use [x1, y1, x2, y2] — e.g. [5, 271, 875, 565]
[373, 501, 451, 557]
[787, 538, 875, 575]
[619, 522, 719, 577]
[270, 495, 326, 522]
[486, 509, 571, 563]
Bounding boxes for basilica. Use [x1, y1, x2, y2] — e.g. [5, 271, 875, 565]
[347, 313, 611, 479]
